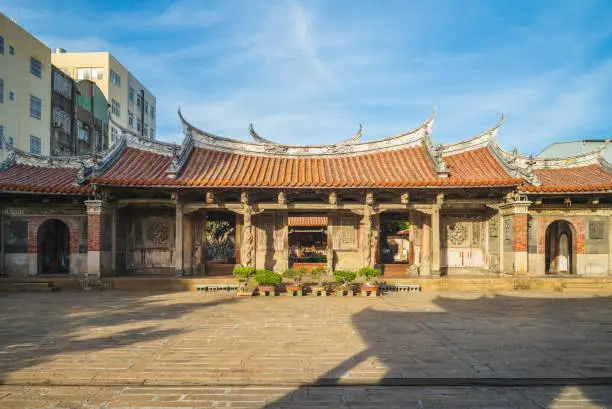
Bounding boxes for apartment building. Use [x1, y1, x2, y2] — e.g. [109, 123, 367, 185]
[0, 13, 52, 157]
[51, 51, 156, 145]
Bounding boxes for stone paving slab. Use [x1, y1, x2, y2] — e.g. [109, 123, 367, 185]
[1, 385, 612, 408]
[0, 291, 612, 407]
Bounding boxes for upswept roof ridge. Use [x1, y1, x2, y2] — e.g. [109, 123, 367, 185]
[178, 107, 436, 157]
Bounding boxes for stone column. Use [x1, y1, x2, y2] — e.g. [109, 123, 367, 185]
[241, 205, 255, 267]
[110, 203, 117, 273]
[499, 196, 531, 274]
[85, 200, 104, 278]
[420, 213, 431, 275]
[174, 201, 184, 276]
[201, 211, 207, 276]
[431, 204, 441, 276]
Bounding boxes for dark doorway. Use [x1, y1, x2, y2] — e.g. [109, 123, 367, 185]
[288, 214, 328, 267]
[379, 212, 411, 264]
[205, 212, 236, 265]
[38, 219, 70, 274]
[545, 220, 575, 274]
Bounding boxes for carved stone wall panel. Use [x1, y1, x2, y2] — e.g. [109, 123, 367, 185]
[471, 222, 482, 247]
[488, 217, 499, 238]
[140, 217, 174, 248]
[257, 213, 275, 252]
[446, 222, 469, 247]
[339, 215, 358, 251]
[3, 219, 28, 253]
[589, 220, 604, 240]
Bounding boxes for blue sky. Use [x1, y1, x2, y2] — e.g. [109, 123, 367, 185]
[2, 0, 612, 154]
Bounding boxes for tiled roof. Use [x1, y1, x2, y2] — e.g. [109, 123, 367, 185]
[91, 147, 173, 186]
[443, 147, 521, 186]
[176, 146, 438, 188]
[520, 165, 612, 192]
[91, 145, 522, 188]
[0, 164, 91, 194]
[288, 216, 328, 226]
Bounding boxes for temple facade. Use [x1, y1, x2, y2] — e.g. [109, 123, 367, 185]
[1, 110, 611, 280]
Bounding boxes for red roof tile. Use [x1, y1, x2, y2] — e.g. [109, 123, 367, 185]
[288, 216, 328, 226]
[443, 147, 520, 186]
[520, 165, 612, 192]
[90, 147, 173, 186]
[0, 164, 91, 194]
[90, 145, 524, 188]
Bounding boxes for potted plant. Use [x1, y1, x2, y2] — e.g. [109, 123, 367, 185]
[233, 266, 256, 296]
[333, 270, 357, 296]
[283, 268, 306, 296]
[358, 267, 382, 296]
[254, 269, 282, 296]
[310, 267, 328, 296]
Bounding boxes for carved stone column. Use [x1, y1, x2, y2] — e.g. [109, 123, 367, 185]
[174, 200, 184, 276]
[200, 211, 207, 276]
[241, 205, 255, 268]
[85, 200, 104, 279]
[361, 196, 375, 268]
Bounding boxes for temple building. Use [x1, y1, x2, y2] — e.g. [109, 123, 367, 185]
[0, 110, 610, 281]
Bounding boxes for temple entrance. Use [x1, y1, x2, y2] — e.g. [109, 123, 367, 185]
[545, 220, 575, 274]
[38, 219, 70, 274]
[379, 213, 411, 264]
[205, 212, 236, 275]
[288, 214, 327, 269]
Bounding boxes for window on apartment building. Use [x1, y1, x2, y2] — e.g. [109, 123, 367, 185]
[144, 123, 148, 137]
[77, 121, 89, 142]
[30, 58, 42, 78]
[9, 91, 14, 101]
[77, 67, 103, 80]
[111, 99, 121, 117]
[0, 125, 3, 143]
[128, 112, 134, 127]
[136, 94, 141, 107]
[53, 71, 72, 99]
[9, 45, 14, 55]
[151, 106, 155, 119]
[30, 95, 42, 119]
[110, 70, 121, 87]
[150, 128, 154, 139]
[8, 137, 14, 147]
[137, 118, 141, 131]
[145, 100, 148, 113]
[53, 108, 71, 131]
[0, 78, 3, 103]
[0, 36, 4, 54]
[29, 135, 41, 154]
[129, 87, 134, 102]
[111, 126, 118, 142]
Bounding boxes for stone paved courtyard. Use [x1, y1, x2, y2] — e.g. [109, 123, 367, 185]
[0, 291, 611, 408]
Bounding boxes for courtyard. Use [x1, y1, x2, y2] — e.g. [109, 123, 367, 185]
[0, 291, 611, 408]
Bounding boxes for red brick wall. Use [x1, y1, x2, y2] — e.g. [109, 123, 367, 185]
[512, 214, 528, 252]
[536, 215, 585, 255]
[27, 216, 79, 254]
[88, 214, 101, 252]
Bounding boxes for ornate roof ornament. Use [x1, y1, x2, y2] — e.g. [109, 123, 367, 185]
[179, 107, 434, 157]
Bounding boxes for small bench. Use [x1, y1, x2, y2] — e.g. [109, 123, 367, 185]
[381, 283, 420, 292]
[195, 284, 238, 292]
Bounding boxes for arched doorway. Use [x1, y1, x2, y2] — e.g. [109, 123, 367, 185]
[545, 220, 576, 274]
[38, 219, 70, 274]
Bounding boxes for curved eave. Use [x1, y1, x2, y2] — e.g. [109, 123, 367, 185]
[249, 123, 363, 147]
[178, 106, 436, 156]
[441, 113, 505, 156]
